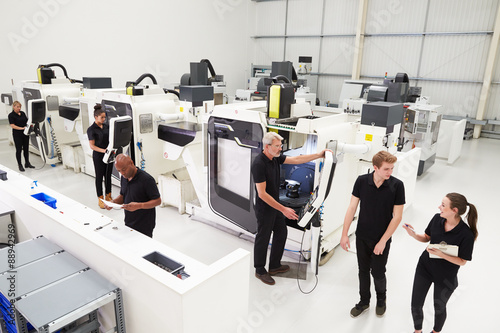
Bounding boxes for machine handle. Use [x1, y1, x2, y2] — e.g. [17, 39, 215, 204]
[214, 123, 234, 131]
[234, 137, 258, 149]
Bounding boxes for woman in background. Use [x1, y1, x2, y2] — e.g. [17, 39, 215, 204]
[404, 192, 478, 333]
[87, 104, 113, 208]
[8, 101, 34, 172]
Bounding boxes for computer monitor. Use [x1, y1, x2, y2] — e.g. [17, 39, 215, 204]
[112, 117, 133, 149]
[29, 99, 46, 123]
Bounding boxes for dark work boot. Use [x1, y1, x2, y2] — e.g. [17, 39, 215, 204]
[18, 164, 25, 172]
[25, 162, 35, 168]
[376, 299, 386, 317]
[350, 302, 369, 318]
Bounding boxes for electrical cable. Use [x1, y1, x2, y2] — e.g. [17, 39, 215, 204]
[27, 123, 46, 170]
[296, 226, 319, 294]
[39, 63, 83, 83]
[271, 75, 291, 84]
[129, 73, 157, 86]
[31, 154, 46, 170]
[266, 216, 320, 294]
[33, 142, 47, 170]
[284, 248, 310, 254]
[163, 88, 180, 98]
[200, 59, 217, 79]
[137, 141, 145, 170]
[46, 117, 61, 162]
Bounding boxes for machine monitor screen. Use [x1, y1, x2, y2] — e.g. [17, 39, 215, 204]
[113, 119, 133, 148]
[31, 100, 46, 123]
[217, 138, 251, 200]
[297, 151, 336, 228]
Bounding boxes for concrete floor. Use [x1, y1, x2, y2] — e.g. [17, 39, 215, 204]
[0, 120, 498, 332]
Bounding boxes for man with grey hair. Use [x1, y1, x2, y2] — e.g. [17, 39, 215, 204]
[251, 131, 331, 285]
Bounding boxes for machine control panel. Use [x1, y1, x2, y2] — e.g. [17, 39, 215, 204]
[297, 150, 336, 228]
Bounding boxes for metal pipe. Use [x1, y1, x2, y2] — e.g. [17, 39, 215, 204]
[252, 31, 493, 39]
[337, 142, 370, 155]
[156, 113, 184, 121]
[63, 97, 80, 103]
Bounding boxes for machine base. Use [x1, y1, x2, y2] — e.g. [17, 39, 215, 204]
[418, 153, 436, 176]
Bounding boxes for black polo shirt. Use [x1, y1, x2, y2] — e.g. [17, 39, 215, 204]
[353, 172, 405, 242]
[251, 152, 286, 215]
[416, 213, 475, 287]
[87, 122, 110, 149]
[8, 110, 28, 134]
[120, 168, 161, 237]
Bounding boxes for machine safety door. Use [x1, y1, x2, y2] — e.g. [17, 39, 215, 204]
[207, 116, 263, 234]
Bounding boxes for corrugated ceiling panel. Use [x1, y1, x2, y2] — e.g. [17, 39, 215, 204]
[254, 1, 287, 35]
[419, 35, 491, 81]
[361, 36, 422, 77]
[252, 38, 286, 64]
[286, 0, 323, 35]
[366, 0, 428, 34]
[284, 38, 321, 70]
[485, 84, 500, 120]
[427, 0, 499, 32]
[319, 36, 356, 74]
[418, 81, 482, 118]
[323, 0, 359, 35]
[317, 76, 349, 106]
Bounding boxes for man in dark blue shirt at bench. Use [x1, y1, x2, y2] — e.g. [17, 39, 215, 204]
[106, 154, 161, 238]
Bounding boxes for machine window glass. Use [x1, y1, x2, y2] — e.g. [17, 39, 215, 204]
[207, 116, 263, 234]
[217, 138, 251, 200]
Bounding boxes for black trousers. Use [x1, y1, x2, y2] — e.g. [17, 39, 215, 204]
[254, 209, 287, 275]
[411, 273, 456, 332]
[13, 131, 30, 166]
[92, 152, 113, 197]
[356, 237, 391, 305]
[127, 224, 153, 238]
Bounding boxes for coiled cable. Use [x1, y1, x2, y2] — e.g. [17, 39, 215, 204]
[137, 141, 145, 170]
[46, 117, 61, 162]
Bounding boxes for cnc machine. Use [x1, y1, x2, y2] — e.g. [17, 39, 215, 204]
[158, 77, 420, 273]
[15, 63, 83, 165]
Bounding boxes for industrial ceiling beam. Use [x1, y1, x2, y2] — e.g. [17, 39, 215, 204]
[351, 0, 368, 80]
[474, 3, 500, 138]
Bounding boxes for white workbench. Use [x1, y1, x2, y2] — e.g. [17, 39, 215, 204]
[0, 164, 250, 333]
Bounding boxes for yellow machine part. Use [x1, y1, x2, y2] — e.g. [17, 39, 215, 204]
[269, 85, 281, 119]
[37, 67, 43, 84]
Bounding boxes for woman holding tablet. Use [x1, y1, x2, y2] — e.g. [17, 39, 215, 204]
[403, 192, 478, 333]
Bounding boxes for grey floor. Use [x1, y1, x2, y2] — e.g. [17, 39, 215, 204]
[0, 121, 498, 332]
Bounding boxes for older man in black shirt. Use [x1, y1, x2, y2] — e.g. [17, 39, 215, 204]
[252, 132, 331, 285]
[106, 154, 161, 237]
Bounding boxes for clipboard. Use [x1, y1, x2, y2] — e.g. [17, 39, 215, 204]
[428, 242, 458, 259]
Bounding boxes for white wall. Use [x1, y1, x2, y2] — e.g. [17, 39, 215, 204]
[249, 0, 500, 121]
[0, 0, 253, 119]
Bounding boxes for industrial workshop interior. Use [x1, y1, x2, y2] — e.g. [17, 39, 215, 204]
[0, 0, 499, 332]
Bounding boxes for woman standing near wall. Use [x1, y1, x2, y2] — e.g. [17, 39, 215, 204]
[87, 104, 113, 208]
[8, 101, 34, 172]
